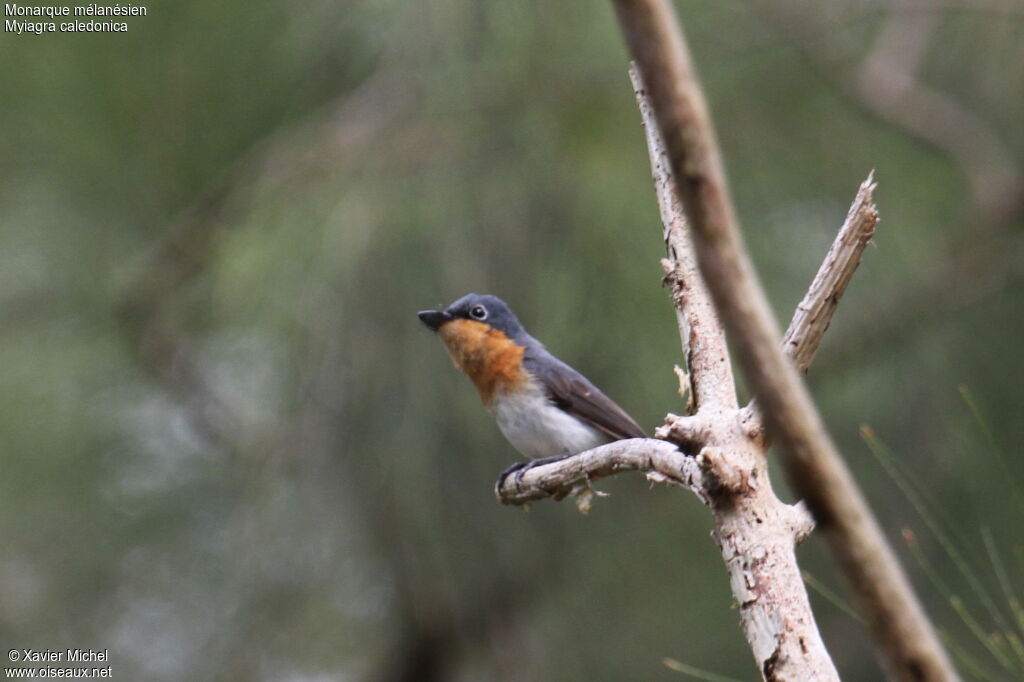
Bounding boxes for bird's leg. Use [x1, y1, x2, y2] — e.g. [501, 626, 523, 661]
[496, 453, 572, 491]
[497, 460, 530, 490]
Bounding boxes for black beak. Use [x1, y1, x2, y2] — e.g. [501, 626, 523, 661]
[417, 309, 452, 332]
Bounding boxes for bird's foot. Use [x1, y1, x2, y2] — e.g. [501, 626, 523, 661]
[496, 460, 529, 491]
[496, 453, 571, 491]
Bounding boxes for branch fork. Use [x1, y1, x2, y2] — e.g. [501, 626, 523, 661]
[493, 54, 882, 682]
[495, 1, 957, 679]
[502, 1, 960, 679]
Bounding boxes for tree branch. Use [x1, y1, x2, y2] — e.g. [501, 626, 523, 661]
[499, 61, 845, 682]
[495, 438, 704, 508]
[633, 64, 838, 680]
[739, 174, 880, 440]
[611, 1, 959, 680]
[636, 66, 737, 413]
[781, 174, 878, 374]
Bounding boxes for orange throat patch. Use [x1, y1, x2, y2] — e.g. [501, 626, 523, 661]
[437, 319, 529, 405]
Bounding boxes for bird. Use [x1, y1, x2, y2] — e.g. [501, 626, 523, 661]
[417, 293, 645, 486]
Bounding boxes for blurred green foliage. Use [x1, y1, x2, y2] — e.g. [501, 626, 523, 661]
[1, 1, 1022, 680]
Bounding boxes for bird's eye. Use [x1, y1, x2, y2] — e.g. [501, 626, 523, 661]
[469, 305, 488, 320]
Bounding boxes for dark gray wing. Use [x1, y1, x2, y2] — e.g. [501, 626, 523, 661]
[523, 350, 645, 440]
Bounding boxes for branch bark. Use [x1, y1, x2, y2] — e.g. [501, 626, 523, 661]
[502, 64, 892, 682]
[495, 438, 705, 508]
[494, 92, 886, 682]
[740, 175, 879, 441]
[493, 3, 954, 678]
[780, 175, 878, 375]
[611, 1, 959, 680]
[644, 81, 736, 413]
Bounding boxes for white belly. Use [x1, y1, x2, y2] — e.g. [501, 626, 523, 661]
[489, 384, 610, 459]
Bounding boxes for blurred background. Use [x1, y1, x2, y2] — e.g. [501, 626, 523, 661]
[1, 1, 1022, 680]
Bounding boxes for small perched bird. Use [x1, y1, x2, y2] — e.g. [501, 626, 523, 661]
[418, 293, 644, 482]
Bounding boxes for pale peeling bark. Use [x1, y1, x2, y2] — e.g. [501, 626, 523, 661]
[639, 66, 836, 680]
[613, 1, 959, 680]
[742, 175, 879, 441]
[498, 2, 956, 679]
[494, 438, 706, 509]
[497, 421, 831, 681]
[644, 74, 736, 414]
[498, 63, 874, 682]
[781, 175, 879, 375]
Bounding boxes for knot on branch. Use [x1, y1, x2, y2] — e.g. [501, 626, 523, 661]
[787, 500, 815, 546]
[656, 412, 712, 451]
[738, 404, 767, 447]
[698, 445, 752, 502]
[660, 256, 689, 300]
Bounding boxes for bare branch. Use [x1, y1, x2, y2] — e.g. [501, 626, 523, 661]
[495, 438, 702, 507]
[498, 50, 869, 681]
[631, 64, 737, 412]
[611, 1, 959, 680]
[782, 174, 879, 374]
[741, 174, 878, 454]
[631, 64, 839, 680]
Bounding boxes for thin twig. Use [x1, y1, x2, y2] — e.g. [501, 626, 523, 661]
[741, 174, 880, 439]
[781, 174, 878, 373]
